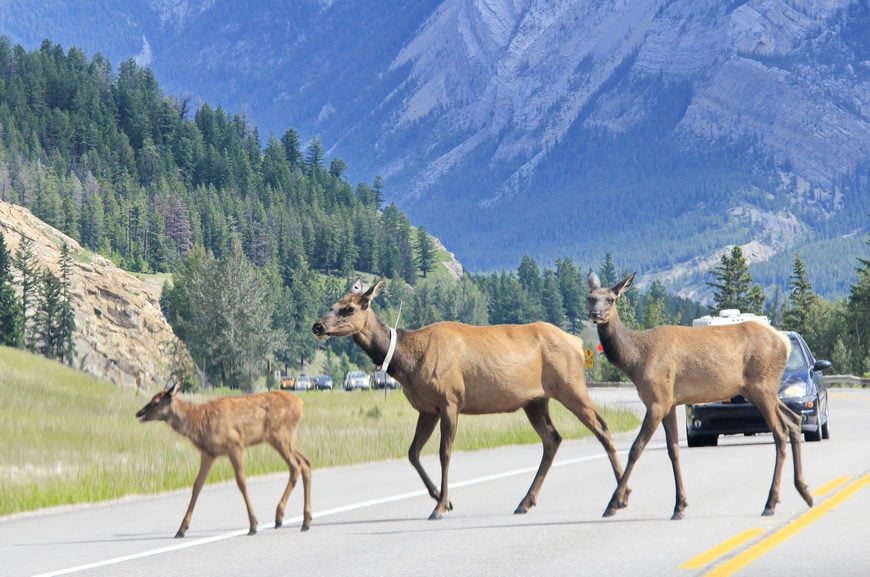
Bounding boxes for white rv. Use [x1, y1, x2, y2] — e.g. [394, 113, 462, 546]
[692, 308, 770, 327]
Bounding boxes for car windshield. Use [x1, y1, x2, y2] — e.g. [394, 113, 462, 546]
[785, 336, 808, 371]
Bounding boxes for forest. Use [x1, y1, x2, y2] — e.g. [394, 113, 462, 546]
[0, 38, 867, 388]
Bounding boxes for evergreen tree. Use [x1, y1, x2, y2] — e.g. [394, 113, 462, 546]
[280, 128, 302, 167]
[542, 269, 565, 328]
[555, 259, 583, 334]
[34, 267, 63, 359]
[782, 253, 816, 336]
[12, 236, 38, 351]
[599, 253, 617, 287]
[372, 176, 385, 210]
[846, 229, 870, 374]
[0, 232, 23, 347]
[416, 227, 436, 277]
[707, 246, 765, 314]
[58, 242, 76, 364]
[305, 137, 325, 178]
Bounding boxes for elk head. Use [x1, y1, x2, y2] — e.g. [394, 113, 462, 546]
[587, 272, 635, 325]
[136, 379, 179, 422]
[312, 277, 385, 339]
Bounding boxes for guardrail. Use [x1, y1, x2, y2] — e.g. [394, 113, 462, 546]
[823, 374, 870, 388]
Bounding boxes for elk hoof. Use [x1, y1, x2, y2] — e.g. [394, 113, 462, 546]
[602, 507, 617, 518]
[761, 507, 775, 517]
[300, 522, 311, 532]
[275, 521, 283, 529]
[428, 510, 444, 521]
[248, 526, 258, 536]
[514, 505, 528, 515]
[174, 530, 186, 539]
[671, 511, 684, 521]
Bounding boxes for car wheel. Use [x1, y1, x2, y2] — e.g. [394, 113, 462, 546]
[804, 400, 822, 442]
[687, 433, 718, 448]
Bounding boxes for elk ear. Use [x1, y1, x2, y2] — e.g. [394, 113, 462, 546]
[361, 278, 385, 309]
[613, 273, 636, 297]
[588, 271, 601, 290]
[350, 277, 364, 294]
[165, 377, 178, 395]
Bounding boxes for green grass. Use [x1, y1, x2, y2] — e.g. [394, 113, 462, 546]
[0, 346, 639, 517]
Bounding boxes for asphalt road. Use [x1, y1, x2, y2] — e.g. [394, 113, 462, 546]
[3, 387, 869, 577]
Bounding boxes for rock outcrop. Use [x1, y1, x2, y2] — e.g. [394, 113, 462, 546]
[0, 200, 186, 389]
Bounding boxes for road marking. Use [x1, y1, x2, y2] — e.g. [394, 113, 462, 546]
[811, 476, 850, 497]
[703, 472, 870, 577]
[30, 445, 657, 577]
[679, 528, 765, 570]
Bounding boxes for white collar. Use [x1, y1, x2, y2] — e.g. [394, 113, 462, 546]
[379, 327, 397, 373]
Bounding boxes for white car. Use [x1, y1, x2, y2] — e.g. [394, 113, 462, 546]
[344, 370, 371, 390]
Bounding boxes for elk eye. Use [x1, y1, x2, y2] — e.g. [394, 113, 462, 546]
[337, 306, 355, 318]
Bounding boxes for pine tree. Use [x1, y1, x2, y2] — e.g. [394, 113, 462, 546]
[599, 253, 617, 287]
[34, 267, 63, 359]
[13, 236, 38, 351]
[782, 253, 816, 335]
[846, 229, 870, 374]
[555, 259, 583, 334]
[542, 269, 565, 328]
[416, 227, 436, 277]
[707, 246, 765, 314]
[58, 242, 76, 364]
[0, 232, 23, 347]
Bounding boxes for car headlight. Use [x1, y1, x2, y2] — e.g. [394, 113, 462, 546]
[780, 382, 807, 399]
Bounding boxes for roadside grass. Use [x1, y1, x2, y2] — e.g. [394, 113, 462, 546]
[0, 346, 639, 517]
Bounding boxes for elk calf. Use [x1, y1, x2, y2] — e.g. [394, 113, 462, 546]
[587, 272, 813, 519]
[136, 381, 313, 537]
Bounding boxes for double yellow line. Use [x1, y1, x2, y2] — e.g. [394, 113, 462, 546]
[679, 472, 870, 576]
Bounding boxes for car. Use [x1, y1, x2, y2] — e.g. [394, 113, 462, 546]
[311, 374, 334, 390]
[685, 330, 832, 447]
[294, 374, 312, 391]
[279, 375, 295, 390]
[373, 370, 400, 389]
[344, 370, 371, 391]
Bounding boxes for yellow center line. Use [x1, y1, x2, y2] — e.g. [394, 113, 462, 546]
[680, 528, 765, 570]
[703, 472, 870, 577]
[811, 476, 850, 498]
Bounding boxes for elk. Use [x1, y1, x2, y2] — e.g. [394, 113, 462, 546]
[136, 380, 313, 537]
[586, 272, 813, 520]
[312, 278, 625, 520]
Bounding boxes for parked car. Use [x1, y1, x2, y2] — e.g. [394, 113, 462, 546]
[373, 370, 400, 389]
[294, 374, 312, 391]
[311, 374, 334, 390]
[685, 331, 832, 447]
[344, 370, 371, 391]
[279, 375, 295, 390]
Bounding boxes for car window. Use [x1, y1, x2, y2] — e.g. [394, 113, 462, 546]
[786, 336, 808, 371]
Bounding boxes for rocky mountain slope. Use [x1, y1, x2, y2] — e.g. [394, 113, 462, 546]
[0, 201, 185, 389]
[0, 0, 867, 296]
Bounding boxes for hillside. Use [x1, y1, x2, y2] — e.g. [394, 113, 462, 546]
[0, 0, 866, 299]
[0, 200, 184, 388]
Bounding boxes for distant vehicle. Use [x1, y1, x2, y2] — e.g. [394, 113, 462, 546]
[344, 370, 371, 391]
[373, 370, 400, 389]
[686, 329, 832, 446]
[311, 374, 334, 390]
[294, 374, 312, 391]
[279, 375, 295, 390]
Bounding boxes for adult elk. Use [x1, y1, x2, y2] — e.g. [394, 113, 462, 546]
[312, 278, 624, 520]
[587, 272, 813, 520]
[136, 380, 313, 537]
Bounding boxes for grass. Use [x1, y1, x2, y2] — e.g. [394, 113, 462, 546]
[0, 346, 639, 517]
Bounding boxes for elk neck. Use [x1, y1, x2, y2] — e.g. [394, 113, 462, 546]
[352, 309, 405, 374]
[165, 397, 208, 447]
[596, 310, 643, 375]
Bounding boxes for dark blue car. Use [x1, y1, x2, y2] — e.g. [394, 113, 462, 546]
[685, 331, 832, 447]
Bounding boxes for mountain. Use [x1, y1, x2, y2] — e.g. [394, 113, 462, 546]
[1, 0, 868, 298]
[0, 200, 187, 389]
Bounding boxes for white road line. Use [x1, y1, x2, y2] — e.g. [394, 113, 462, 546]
[31, 445, 654, 577]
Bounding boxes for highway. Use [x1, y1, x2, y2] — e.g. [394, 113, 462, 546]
[3, 387, 869, 577]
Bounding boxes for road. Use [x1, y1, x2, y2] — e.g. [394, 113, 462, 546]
[3, 388, 869, 577]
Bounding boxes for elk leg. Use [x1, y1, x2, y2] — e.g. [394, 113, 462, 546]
[408, 411, 445, 504]
[515, 398, 561, 514]
[177, 452, 215, 538]
[228, 449, 258, 535]
[604, 405, 665, 517]
[557, 390, 626, 493]
[750, 393, 788, 516]
[270, 440, 300, 529]
[430, 404, 459, 520]
[662, 405, 688, 520]
[779, 401, 812, 507]
[295, 449, 314, 531]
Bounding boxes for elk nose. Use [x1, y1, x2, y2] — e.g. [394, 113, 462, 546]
[312, 322, 324, 336]
[588, 310, 601, 319]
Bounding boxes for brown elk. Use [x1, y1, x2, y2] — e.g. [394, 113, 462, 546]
[136, 380, 313, 537]
[312, 277, 625, 520]
[586, 272, 813, 520]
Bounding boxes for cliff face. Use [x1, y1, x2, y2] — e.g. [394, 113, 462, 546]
[0, 201, 185, 389]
